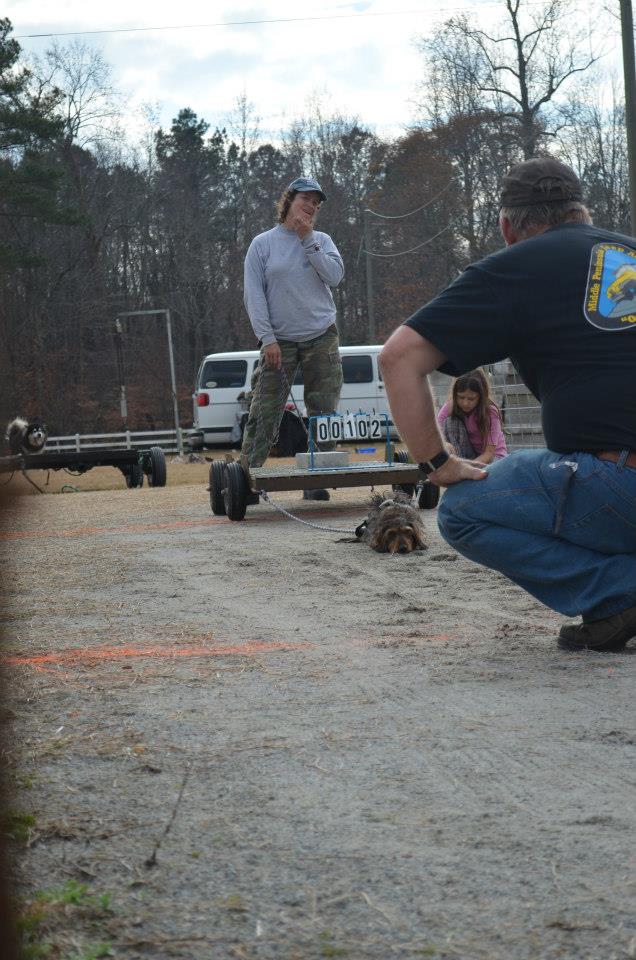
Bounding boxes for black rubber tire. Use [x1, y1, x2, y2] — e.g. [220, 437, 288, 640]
[147, 446, 167, 487]
[418, 480, 440, 510]
[392, 448, 416, 497]
[224, 461, 248, 521]
[209, 460, 227, 516]
[125, 463, 144, 488]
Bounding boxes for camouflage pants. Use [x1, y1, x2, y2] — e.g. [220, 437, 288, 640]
[241, 325, 343, 468]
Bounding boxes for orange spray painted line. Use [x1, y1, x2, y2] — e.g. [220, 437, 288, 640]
[3, 639, 309, 668]
[0, 517, 227, 541]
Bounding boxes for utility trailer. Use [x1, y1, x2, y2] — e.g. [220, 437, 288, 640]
[209, 457, 440, 521]
[207, 413, 440, 521]
[0, 445, 167, 490]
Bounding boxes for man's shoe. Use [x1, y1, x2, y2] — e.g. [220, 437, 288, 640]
[303, 488, 330, 501]
[246, 491, 260, 505]
[558, 603, 636, 652]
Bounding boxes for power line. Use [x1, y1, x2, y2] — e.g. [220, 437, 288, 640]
[14, 3, 557, 40]
[13, 9, 449, 39]
[365, 180, 453, 220]
[364, 223, 453, 258]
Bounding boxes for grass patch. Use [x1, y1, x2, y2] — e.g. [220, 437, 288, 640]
[15, 881, 113, 960]
[35, 880, 110, 911]
[2, 809, 36, 844]
[65, 944, 112, 960]
[319, 931, 348, 958]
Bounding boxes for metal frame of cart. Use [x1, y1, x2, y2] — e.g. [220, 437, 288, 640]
[0, 445, 168, 490]
[208, 412, 440, 521]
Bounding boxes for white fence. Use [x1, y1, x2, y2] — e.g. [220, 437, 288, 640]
[44, 428, 197, 455]
[45, 362, 543, 455]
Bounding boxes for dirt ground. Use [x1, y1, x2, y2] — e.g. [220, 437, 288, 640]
[2, 459, 635, 960]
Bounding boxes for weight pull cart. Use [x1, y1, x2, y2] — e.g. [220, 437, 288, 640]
[0, 445, 168, 490]
[208, 412, 440, 521]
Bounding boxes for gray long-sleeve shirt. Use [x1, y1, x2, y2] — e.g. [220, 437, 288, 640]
[243, 224, 344, 346]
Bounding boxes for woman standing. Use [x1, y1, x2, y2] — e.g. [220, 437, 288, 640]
[240, 176, 344, 498]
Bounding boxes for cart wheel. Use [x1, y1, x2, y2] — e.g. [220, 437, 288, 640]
[418, 480, 440, 510]
[209, 460, 227, 516]
[392, 449, 416, 497]
[125, 464, 144, 489]
[146, 446, 167, 487]
[224, 461, 248, 521]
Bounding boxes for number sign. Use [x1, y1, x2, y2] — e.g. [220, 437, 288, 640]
[314, 415, 382, 442]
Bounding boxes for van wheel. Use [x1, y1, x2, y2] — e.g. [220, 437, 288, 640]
[418, 481, 440, 510]
[392, 449, 416, 497]
[209, 460, 227, 516]
[146, 446, 167, 487]
[224, 461, 248, 521]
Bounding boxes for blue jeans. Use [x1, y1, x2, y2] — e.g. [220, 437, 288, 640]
[437, 449, 636, 620]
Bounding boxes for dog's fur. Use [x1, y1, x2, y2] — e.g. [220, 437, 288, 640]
[356, 491, 427, 554]
[5, 417, 48, 456]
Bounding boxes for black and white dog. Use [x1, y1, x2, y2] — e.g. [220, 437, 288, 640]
[5, 417, 48, 456]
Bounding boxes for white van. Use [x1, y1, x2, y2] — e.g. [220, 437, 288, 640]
[190, 345, 397, 447]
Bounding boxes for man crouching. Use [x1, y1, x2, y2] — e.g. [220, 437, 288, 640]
[380, 158, 636, 653]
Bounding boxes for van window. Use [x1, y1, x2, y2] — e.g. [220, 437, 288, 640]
[342, 355, 373, 384]
[200, 359, 248, 388]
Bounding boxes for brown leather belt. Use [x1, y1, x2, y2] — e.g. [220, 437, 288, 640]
[595, 450, 636, 468]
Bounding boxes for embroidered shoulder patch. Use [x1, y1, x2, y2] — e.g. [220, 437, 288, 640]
[584, 242, 636, 330]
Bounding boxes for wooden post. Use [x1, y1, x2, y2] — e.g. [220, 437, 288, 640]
[621, 0, 636, 236]
[363, 208, 376, 342]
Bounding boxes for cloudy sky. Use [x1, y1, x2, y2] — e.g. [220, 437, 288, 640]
[7, 0, 496, 143]
[7, 0, 620, 147]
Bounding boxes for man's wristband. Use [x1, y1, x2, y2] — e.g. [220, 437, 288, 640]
[418, 450, 450, 476]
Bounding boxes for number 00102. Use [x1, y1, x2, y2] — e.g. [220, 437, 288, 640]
[314, 416, 382, 442]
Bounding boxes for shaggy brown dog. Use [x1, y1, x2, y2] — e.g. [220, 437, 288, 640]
[355, 491, 427, 554]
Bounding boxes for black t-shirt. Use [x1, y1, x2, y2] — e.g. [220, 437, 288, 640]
[405, 223, 636, 452]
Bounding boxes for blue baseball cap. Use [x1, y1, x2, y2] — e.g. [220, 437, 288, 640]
[287, 176, 327, 202]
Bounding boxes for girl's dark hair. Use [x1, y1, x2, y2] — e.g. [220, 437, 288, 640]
[449, 368, 502, 451]
[276, 189, 297, 224]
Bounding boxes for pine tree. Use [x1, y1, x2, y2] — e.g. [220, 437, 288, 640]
[0, 17, 74, 270]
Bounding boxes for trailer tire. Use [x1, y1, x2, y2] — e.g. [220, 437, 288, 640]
[392, 449, 416, 498]
[147, 446, 167, 487]
[418, 480, 440, 510]
[126, 464, 144, 488]
[209, 460, 227, 516]
[224, 461, 248, 521]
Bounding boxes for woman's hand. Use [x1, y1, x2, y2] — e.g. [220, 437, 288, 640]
[291, 213, 313, 239]
[263, 343, 282, 369]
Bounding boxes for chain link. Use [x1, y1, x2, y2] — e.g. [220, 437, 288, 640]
[259, 490, 359, 534]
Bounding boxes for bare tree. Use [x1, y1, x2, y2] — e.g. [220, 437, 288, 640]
[417, 0, 598, 158]
[30, 41, 124, 151]
[558, 72, 629, 231]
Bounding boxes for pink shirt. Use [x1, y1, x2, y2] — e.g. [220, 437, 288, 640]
[438, 401, 507, 458]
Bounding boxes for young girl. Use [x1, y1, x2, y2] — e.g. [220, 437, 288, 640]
[437, 368, 507, 464]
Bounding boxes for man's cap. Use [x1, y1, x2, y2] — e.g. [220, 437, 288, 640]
[499, 158, 583, 208]
[287, 176, 327, 202]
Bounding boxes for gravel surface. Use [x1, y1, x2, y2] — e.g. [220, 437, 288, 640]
[3, 480, 635, 960]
